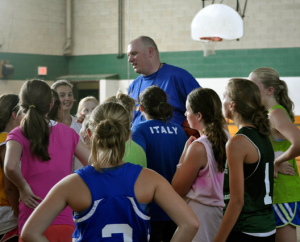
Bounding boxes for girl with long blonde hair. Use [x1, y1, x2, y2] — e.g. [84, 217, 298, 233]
[249, 67, 300, 242]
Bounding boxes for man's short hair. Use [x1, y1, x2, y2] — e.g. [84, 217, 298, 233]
[51, 80, 73, 91]
[139, 36, 159, 53]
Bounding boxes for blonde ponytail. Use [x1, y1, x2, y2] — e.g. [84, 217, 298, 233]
[88, 102, 130, 170]
[251, 67, 294, 122]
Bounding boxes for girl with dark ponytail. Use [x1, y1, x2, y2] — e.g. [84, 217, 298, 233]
[21, 102, 199, 242]
[4, 79, 89, 241]
[172, 88, 231, 242]
[215, 79, 276, 242]
[249, 67, 300, 242]
[131, 86, 188, 241]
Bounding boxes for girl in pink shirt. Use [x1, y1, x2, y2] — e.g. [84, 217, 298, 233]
[4, 79, 90, 242]
[172, 88, 231, 242]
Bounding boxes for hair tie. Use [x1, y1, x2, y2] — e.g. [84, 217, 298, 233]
[29, 105, 36, 108]
[278, 80, 284, 90]
[210, 118, 218, 122]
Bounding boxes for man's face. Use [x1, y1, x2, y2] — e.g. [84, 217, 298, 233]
[127, 39, 149, 76]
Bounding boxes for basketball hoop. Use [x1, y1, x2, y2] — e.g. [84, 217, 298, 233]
[191, 4, 244, 57]
[199, 37, 222, 57]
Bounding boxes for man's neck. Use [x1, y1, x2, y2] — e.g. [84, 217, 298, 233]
[142, 62, 163, 76]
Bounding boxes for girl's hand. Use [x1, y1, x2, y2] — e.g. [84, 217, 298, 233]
[76, 114, 86, 124]
[274, 160, 295, 178]
[184, 136, 197, 150]
[178, 136, 197, 165]
[19, 184, 42, 209]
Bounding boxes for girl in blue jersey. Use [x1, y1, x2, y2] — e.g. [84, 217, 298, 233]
[21, 102, 199, 242]
[132, 86, 188, 242]
[214, 79, 276, 242]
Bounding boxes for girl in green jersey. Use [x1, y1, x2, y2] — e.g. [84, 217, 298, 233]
[249, 67, 300, 242]
[214, 79, 276, 242]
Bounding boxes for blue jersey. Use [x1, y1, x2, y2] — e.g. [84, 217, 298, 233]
[132, 119, 187, 221]
[128, 63, 200, 127]
[73, 163, 151, 242]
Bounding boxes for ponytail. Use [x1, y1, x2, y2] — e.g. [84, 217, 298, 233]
[203, 118, 228, 172]
[275, 79, 294, 122]
[250, 105, 270, 137]
[19, 80, 52, 161]
[88, 102, 130, 171]
[227, 78, 271, 137]
[91, 119, 126, 170]
[188, 88, 228, 172]
[251, 67, 294, 122]
[139, 86, 173, 121]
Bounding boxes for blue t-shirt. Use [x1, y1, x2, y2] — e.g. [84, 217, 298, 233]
[73, 163, 151, 241]
[128, 63, 200, 127]
[132, 119, 187, 221]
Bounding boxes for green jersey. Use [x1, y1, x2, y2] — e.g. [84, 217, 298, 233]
[124, 140, 147, 168]
[269, 105, 300, 204]
[223, 127, 276, 234]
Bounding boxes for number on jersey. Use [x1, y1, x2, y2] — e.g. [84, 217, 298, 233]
[264, 163, 272, 205]
[102, 224, 133, 242]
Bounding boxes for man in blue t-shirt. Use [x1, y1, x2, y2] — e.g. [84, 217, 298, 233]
[127, 36, 200, 136]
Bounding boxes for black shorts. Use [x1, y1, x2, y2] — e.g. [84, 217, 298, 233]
[227, 231, 275, 242]
[150, 220, 177, 242]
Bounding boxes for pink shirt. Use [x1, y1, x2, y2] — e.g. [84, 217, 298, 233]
[179, 131, 231, 208]
[7, 121, 79, 232]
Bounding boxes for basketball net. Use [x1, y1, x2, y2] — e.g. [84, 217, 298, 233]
[200, 37, 222, 57]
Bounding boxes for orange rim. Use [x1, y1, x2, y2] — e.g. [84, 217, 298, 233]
[200, 37, 222, 41]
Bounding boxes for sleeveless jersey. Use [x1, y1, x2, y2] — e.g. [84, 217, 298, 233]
[269, 104, 300, 204]
[0, 132, 9, 206]
[73, 163, 151, 242]
[223, 127, 276, 234]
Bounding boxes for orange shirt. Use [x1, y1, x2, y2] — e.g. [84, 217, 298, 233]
[0, 132, 10, 206]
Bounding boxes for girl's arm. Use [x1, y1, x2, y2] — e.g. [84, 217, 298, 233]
[1, 147, 19, 215]
[4, 140, 42, 209]
[213, 136, 245, 242]
[131, 125, 147, 153]
[172, 137, 207, 197]
[21, 174, 82, 242]
[74, 140, 90, 167]
[152, 171, 199, 242]
[270, 109, 300, 177]
[3, 174, 19, 215]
